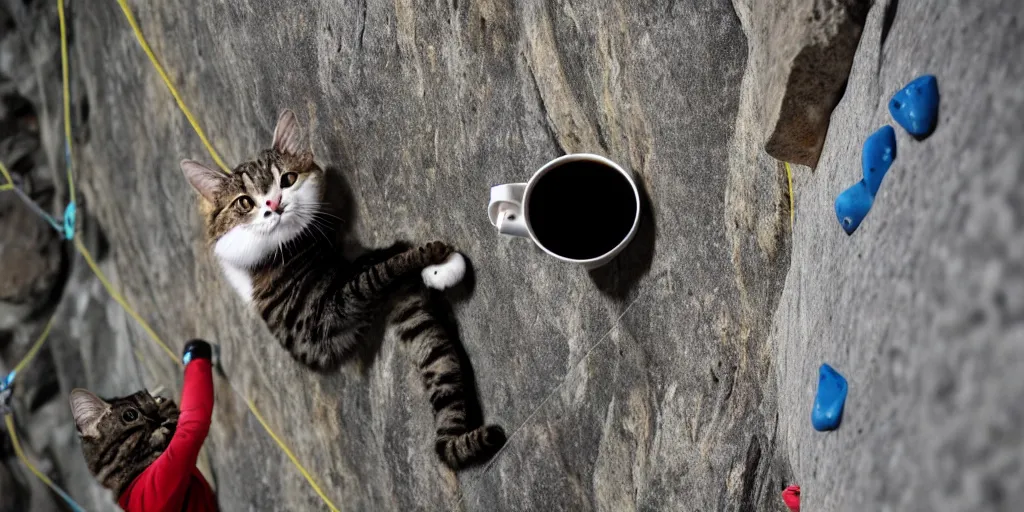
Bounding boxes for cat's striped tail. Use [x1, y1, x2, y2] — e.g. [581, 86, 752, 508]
[391, 290, 506, 470]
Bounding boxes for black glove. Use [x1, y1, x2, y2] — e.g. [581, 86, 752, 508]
[182, 339, 213, 365]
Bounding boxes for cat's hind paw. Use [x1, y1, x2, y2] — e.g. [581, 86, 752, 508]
[422, 252, 466, 290]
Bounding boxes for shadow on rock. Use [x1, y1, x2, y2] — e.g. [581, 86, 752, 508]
[441, 253, 477, 305]
[321, 165, 359, 248]
[588, 173, 656, 301]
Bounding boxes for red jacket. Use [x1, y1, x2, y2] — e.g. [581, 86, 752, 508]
[118, 359, 218, 512]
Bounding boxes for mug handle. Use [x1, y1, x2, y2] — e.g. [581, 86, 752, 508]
[488, 183, 530, 238]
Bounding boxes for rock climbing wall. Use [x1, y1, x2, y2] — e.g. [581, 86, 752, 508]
[0, 0, 1020, 511]
[773, 1, 1024, 510]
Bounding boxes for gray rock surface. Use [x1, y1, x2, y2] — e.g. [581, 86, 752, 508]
[775, 1, 1024, 510]
[0, 0, 1020, 511]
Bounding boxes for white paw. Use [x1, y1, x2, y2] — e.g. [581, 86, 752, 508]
[422, 252, 466, 290]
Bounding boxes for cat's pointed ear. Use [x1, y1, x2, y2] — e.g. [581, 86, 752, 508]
[69, 389, 109, 438]
[272, 109, 303, 156]
[180, 159, 225, 203]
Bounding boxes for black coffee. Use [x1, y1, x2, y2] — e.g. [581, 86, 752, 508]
[527, 160, 637, 260]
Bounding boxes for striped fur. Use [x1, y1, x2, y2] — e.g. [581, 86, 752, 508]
[69, 389, 180, 495]
[180, 110, 505, 469]
[390, 291, 506, 468]
[249, 235, 453, 371]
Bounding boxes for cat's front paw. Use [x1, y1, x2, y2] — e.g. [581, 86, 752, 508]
[422, 252, 466, 290]
[419, 241, 455, 266]
[157, 397, 180, 419]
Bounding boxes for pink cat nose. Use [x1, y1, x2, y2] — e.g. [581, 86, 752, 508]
[266, 196, 282, 212]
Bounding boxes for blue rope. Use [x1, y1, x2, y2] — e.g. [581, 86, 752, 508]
[8, 183, 63, 233]
[46, 475, 87, 512]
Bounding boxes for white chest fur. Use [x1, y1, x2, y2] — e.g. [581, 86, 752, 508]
[220, 263, 254, 304]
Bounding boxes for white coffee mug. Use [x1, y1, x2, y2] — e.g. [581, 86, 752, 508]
[488, 153, 641, 269]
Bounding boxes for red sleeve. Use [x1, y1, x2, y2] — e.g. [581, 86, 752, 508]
[130, 359, 214, 509]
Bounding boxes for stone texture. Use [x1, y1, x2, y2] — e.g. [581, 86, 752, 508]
[775, 1, 1024, 510]
[0, 0, 1021, 511]
[0, 182, 66, 328]
[0, 90, 66, 328]
[736, 0, 870, 169]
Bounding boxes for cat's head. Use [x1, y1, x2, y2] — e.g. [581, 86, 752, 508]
[181, 109, 325, 268]
[69, 388, 179, 493]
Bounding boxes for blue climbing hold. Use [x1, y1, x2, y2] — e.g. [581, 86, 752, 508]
[0, 371, 14, 391]
[835, 180, 874, 235]
[812, 363, 848, 431]
[63, 202, 76, 240]
[889, 74, 939, 138]
[862, 125, 897, 196]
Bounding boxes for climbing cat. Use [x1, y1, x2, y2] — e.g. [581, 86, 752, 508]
[69, 339, 218, 511]
[69, 390, 181, 493]
[179, 110, 505, 469]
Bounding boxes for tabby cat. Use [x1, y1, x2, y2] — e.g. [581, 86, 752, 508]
[68, 389, 180, 495]
[179, 110, 505, 469]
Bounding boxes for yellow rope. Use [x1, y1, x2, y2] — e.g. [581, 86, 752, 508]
[0, 184, 12, 191]
[784, 161, 795, 229]
[246, 398, 341, 512]
[12, 315, 57, 376]
[4, 416, 53, 485]
[114, 0, 230, 174]
[4, 415, 85, 511]
[0, 159, 13, 187]
[4, 243, 339, 511]
[74, 238, 180, 364]
[57, 0, 76, 204]
[1, 315, 84, 510]
[42, 5, 338, 509]
[73, 238, 340, 511]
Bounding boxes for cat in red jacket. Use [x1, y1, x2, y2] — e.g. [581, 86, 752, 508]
[70, 340, 218, 512]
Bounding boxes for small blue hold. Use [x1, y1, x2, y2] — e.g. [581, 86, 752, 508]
[812, 363, 848, 432]
[862, 125, 897, 196]
[0, 370, 14, 391]
[63, 202, 76, 240]
[835, 180, 874, 235]
[889, 75, 939, 138]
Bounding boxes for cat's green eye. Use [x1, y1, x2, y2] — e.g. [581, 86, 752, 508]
[121, 409, 139, 422]
[234, 195, 255, 213]
[280, 172, 298, 188]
